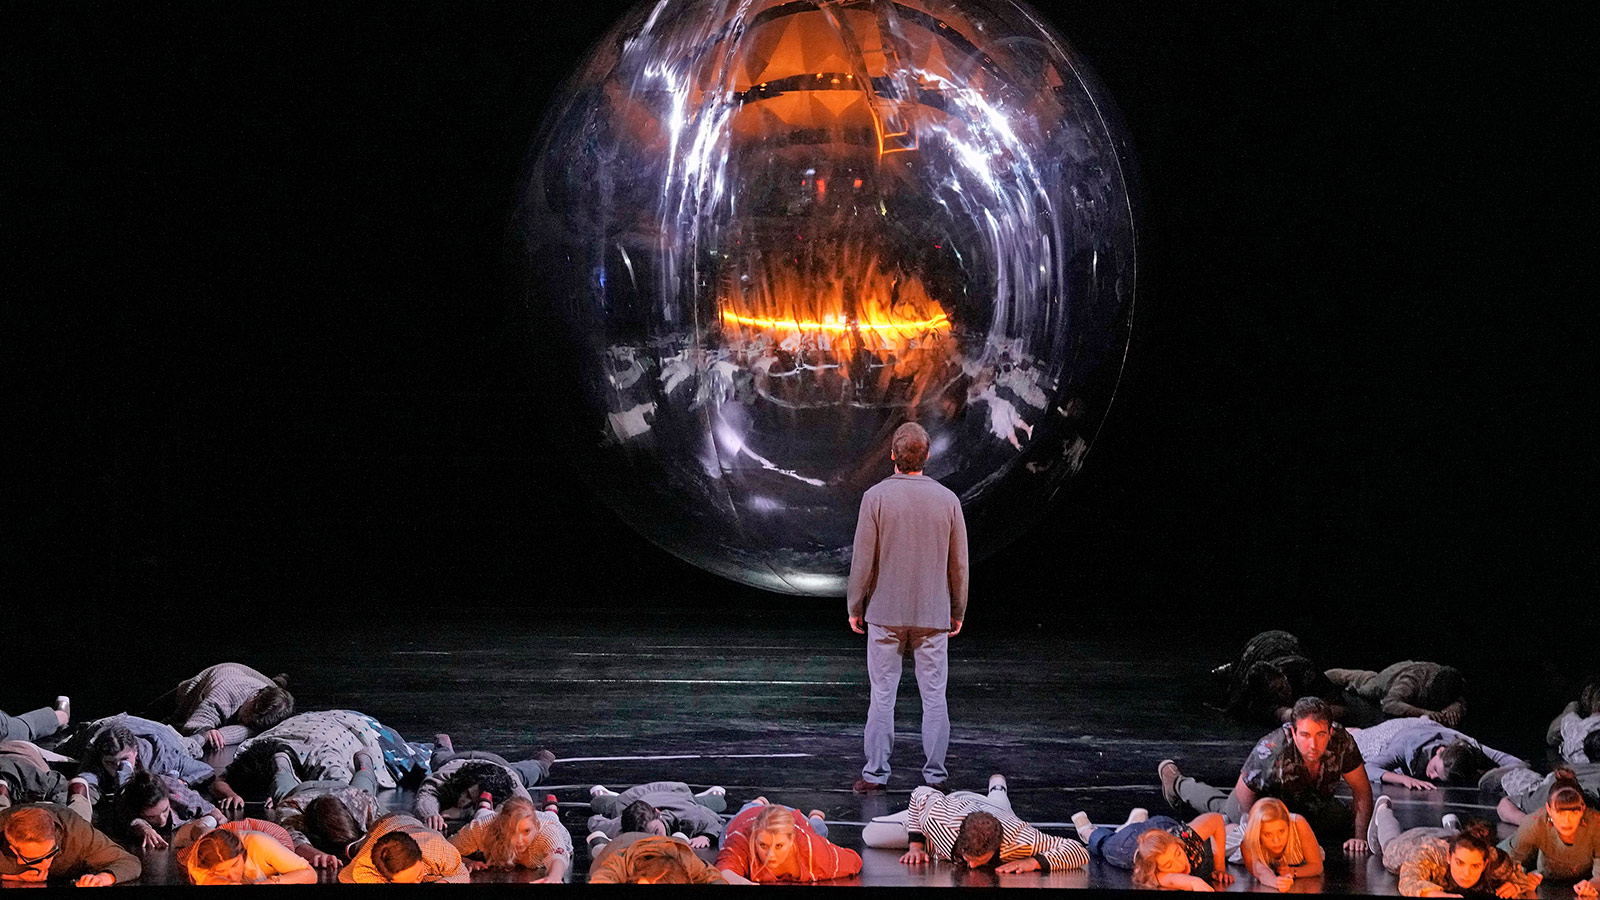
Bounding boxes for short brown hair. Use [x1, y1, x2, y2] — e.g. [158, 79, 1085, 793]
[371, 831, 422, 880]
[3, 807, 56, 844]
[952, 811, 1002, 867]
[1289, 696, 1334, 727]
[892, 422, 930, 473]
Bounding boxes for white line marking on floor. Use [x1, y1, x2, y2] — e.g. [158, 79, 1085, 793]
[555, 753, 815, 763]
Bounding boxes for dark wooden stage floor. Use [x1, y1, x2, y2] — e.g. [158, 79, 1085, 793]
[8, 603, 1577, 891]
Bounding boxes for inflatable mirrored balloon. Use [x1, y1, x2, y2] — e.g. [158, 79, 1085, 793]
[515, 0, 1136, 595]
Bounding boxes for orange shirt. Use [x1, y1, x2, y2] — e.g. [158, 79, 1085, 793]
[715, 806, 861, 883]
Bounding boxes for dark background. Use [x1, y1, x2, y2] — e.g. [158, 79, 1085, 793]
[5, 3, 1591, 692]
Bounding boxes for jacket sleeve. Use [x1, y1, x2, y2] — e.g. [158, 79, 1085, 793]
[845, 495, 879, 618]
[947, 498, 968, 623]
[412, 773, 445, 819]
[64, 814, 143, 884]
[1399, 846, 1450, 897]
[715, 816, 753, 877]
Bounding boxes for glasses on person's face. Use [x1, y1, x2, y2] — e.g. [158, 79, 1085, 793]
[10, 842, 60, 870]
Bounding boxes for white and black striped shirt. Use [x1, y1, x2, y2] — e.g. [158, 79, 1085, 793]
[906, 786, 1089, 872]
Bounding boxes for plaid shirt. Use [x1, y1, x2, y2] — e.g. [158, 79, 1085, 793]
[906, 787, 1088, 872]
[338, 814, 468, 883]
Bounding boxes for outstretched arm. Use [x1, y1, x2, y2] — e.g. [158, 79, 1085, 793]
[1343, 766, 1374, 853]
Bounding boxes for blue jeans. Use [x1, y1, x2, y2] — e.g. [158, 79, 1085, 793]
[1088, 816, 1183, 870]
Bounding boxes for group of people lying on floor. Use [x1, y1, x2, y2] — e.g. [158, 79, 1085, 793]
[3, 651, 1599, 889]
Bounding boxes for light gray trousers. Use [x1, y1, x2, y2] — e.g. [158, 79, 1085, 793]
[863, 623, 949, 786]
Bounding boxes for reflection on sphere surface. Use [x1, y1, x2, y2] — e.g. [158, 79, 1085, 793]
[516, 0, 1136, 595]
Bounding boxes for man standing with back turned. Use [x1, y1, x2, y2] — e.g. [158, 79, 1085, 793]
[848, 422, 969, 793]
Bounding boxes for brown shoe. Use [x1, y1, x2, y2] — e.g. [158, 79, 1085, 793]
[852, 776, 886, 794]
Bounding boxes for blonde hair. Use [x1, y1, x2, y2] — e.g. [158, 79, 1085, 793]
[1241, 797, 1306, 868]
[750, 805, 798, 872]
[478, 796, 537, 867]
[1130, 829, 1183, 889]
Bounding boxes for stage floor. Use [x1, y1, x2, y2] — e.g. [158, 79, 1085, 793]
[18, 604, 1570, 891]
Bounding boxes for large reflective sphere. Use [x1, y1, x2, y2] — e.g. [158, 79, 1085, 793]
[516, 0, 1136, 595]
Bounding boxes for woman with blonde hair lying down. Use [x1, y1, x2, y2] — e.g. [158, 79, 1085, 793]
[716, 798, 861, 883]
[1235, 797, 1323, 891]
[449, 796, 571, 882]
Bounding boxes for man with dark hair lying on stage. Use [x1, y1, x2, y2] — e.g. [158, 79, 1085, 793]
[587, 780, 726, 848]
[1160, 696, 1375, 854]
[861, 774, 1090, 874]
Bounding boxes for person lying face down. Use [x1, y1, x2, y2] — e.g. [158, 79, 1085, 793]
[863, 777, 1090, 874]
[716, 798, 861, 883]
[449, 796, 572, 882]
[1367, 802, 1541, 899]
[112, 769, 221, 852]
[179, 822, 316, 886]
[0, 802, 141, 887]
[69, 715, 227, 809]
[167, 663, 295, 753]
[1078, 808, 1236, 891]
[0, 740, 88, 820]
[1325, 660, 1468, 727]
[587, 780, 726, 847]
[212, 709, 404, 808]
[587, 834, 728, 884]
[1236, 797, 1324, 891]
[336, 813, 469, 884]
[268, 778, 385, 869]
[1350, 716, 1522, 791]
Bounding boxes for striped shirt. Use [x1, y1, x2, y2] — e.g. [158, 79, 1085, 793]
[906, 787, 1088, 872]
[172, 663, 277, 748]
[338, 814, 469, 884]
[449, 809, 571, 873]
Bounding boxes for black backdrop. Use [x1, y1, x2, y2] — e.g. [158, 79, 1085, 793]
[6, 4, 1592, 653]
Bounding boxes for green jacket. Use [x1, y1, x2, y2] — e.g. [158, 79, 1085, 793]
[0, 802, 142, 884]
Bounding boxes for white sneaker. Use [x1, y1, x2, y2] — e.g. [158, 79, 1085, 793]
[591, 785, 617, 798]
[988, 774, 1008, 792]
[1441, 813, 1461, 831]
[1124, 807, 1149, 826]
[1070, 811, 1095, 843]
